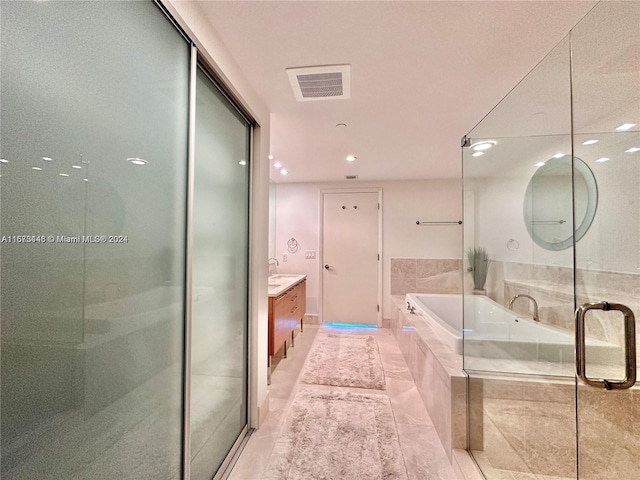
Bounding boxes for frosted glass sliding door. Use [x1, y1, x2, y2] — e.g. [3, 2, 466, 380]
[0, 1, 189, 479]
[189, 67, 251, 480]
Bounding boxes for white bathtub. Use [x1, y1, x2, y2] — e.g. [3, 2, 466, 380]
[405, 293, 621, 366]
[405, 293, 463, 354]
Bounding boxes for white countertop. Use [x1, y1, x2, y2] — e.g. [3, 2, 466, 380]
[268, 274, 306, 297]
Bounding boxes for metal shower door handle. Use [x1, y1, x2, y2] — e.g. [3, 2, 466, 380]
[575, 301, 636, 390]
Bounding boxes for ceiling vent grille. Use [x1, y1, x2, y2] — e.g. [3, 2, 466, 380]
[287, 65, 351, 102]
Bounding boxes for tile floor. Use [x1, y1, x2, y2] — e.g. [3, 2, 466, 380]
[228, 325, 459, 480]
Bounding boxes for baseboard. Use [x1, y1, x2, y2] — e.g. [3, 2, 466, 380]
[257, 392, 270, 428]
[303, 314, 321, 325]
[452, 449, 483, 479]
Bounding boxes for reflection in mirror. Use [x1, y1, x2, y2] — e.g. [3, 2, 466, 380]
[523, 156, 597, 250]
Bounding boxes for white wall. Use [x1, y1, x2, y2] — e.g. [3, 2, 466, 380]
[470, 155, 640, 274]
[274, 179, 462, 319]
[164, 1, 271, 427]
[472, 175, 572, 267]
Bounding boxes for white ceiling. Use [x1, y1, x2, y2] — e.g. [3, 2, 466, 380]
[198, 0, 597, 183]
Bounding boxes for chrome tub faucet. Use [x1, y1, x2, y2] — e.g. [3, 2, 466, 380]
[509, 294, 539, 322]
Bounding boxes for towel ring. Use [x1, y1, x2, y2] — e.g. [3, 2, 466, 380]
[287, 237, 299, 253]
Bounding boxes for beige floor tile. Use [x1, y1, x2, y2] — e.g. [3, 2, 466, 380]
[229, 325, 461, 480]
[397, 424, 458, 480]
[386, 377, 434, 426]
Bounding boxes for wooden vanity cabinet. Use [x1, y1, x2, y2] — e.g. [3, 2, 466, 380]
[268, 279, 306, 362]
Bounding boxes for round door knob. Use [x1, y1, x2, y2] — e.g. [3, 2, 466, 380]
[324, 264, 332, 270]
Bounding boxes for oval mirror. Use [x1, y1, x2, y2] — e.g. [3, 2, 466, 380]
[523, 156, 597, 251]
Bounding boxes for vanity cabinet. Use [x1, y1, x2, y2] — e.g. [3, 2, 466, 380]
[268, 279, 306, 362]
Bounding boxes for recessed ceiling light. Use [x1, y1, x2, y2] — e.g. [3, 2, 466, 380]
[534, 162, 546, 167]
[471, 152, 484, 157]
[595, 157, 610, 163]
[273, 162, 283, 168]
[280, 169, 289, 175]
[32, 166, 43, 171]
[72, 165, 82, 169]
[42, 156, 52, 161]
[59, 173, 69, 177]
[552, 153, 565, 159]
[625, 147, 640, 153]
[127, 157, 148, 166]
[582, 139, 598, 145]
[616, 123, 636, 131]
[84, 178, 89, 182]
[471, 141, 496, 151]
[346, 155, 357, 162]
[0, 158, 8, 164]
[238, 160, 247, 166]
[268, 155, 274, 160]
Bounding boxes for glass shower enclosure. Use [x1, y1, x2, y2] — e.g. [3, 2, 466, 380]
[462, 2, 640, 479]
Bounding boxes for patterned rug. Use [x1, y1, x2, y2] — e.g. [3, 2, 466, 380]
[264, 389, 408, 480]
[300, 333, 386, 390]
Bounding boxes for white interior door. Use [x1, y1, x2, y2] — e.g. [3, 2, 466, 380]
[322, 191, 380, 325]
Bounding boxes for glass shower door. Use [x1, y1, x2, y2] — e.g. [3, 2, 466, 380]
[571, 2, 640, 478]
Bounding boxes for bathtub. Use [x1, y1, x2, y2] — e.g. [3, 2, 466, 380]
[405, 293, 463, 354]
[405, 293, 621, 366]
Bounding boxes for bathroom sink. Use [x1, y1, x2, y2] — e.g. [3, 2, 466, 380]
[267, 273, 306, 297]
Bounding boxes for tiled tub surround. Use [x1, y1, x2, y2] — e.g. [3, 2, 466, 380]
[469, 375, 640, 480]
[390, 258, 463, 296]
[468, 375, 577, 479]
[468, 261, 640, 480]
[390, 296, 468, 464]
[485, 261, 640, 362]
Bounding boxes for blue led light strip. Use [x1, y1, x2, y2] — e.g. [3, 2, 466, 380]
[323, 322, 378, 329]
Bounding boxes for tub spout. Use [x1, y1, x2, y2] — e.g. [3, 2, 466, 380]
[509, 294, 539, 322]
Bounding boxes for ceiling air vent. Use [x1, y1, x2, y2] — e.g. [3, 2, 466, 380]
[286, 65, 351, 102]
[345, 175, 358, 180]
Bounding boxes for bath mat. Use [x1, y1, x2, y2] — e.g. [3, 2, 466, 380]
[264, 389, 408, 480]
[300, 333, 386, 390]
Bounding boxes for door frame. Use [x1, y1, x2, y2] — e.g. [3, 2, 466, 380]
[319, 188, 383, 326]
